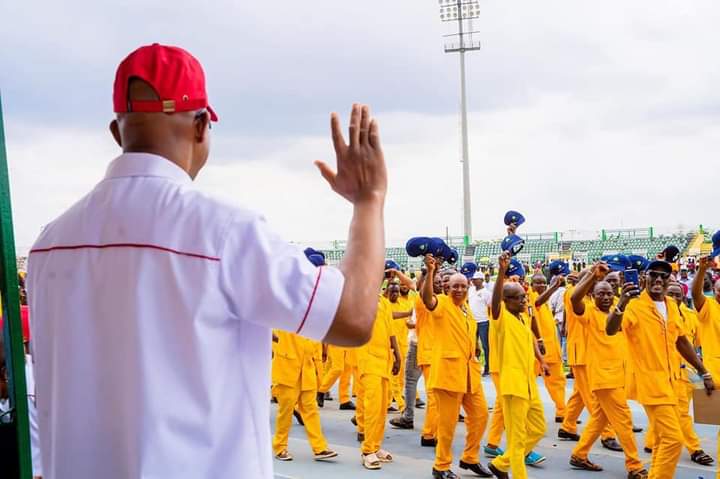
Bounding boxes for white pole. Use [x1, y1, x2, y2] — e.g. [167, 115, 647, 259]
[459, 48, 472, 245]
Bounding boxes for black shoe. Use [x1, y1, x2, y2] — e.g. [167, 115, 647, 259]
[389, 416, 414, 429]
[357, 432, 364, 442]
[632, 425, 643, 433]
[350, 416, 357, 426]
[421, 437, 437, 447]
[558, 428, 581, 441]
[271, 396, 278, 404]
[387, 405, 399, 413]
[432, 469, 458, 479]
[316, 391, 325, 408]
[566, 372, 574, 379]
[601, 437, 623, 452]
[459, 460, 493, 477]
[415, 399, 426, 409]
[339, 401, 356, 410]
[555, 416, 564, 423]
[292, 409, 304, 426]
[643, 447, 652, 454]
[577, 419, 583, 424]
[324, 392, 333, 401]
[690, 449, 715, 466]
[458, 414, 465, 422]
[487, 463, 509, 479]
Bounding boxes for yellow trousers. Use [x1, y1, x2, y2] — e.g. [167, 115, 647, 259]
[433, 388, 489, 471]
[420, 365, 439, 439]
[356, 373, 389, 454]
[319, 349, 356, 403]
[572, 387, 644, 472]
[644, 381, 701, 454]
[272, 383, 328, 455]
[543, 361, 567, 418]
[490, 395, 546, 479]
[390, 352, 406, 410]
[562, 365, 614, 439]
[486, 372, 505, 446]
[644, 404, 683, 479]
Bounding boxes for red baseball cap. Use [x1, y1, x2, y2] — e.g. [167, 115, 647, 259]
[113, 43, 218, 121]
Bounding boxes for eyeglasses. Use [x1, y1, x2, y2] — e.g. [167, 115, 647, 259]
[647, 270, 671, 281]
[505, 293, 527, 300]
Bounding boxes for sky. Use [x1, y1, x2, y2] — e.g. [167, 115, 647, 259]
[2, 1, 719, 253]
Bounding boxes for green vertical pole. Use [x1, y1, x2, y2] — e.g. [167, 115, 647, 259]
[0, 92, 33, 479]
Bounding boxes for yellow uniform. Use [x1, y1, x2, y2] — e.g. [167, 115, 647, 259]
[623, 291, 686, 479]
[428, 295, 488, 472]
[271, 330, 329, 455]
[486, 313, 505, 446]
[416, 294, 439, 440]
[571, 305, 645, 473]
[389, 297, 410, 410]
[318, 346, 358, 404]
[696, 297, 720, 479]
[356, 295, 394, 455]
[489, 304, 546, 479]
[529, 290, 566, 418]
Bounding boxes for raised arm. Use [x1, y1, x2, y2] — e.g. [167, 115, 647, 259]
[571, 263, 606, 316]
[536, 275, 564, 307]
[491, 252, 511, 319]
[606, 282, 639, 335]
[318, 105, 388, 346]
[692, 256, 711, 313]
[421, 255, 439, 311]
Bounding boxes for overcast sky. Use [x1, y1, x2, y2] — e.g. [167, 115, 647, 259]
[2, 1, 718, 253]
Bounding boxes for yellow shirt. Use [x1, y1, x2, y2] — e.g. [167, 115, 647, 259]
[578, 303, 626, 391]
[697, 297, 720, 380]
[488, 315, 500, 374]
[388, 298, 410, 353]
[271, 330, 323, 391]
[357, 295, 394, 379]
[416, 295, 436, 367]
[428, 295, 481, 393]
[529, 290, 562, 364]
[565, 285, 589, 366]
[623, 291, 685, 405]
[493, 303, 539, 399]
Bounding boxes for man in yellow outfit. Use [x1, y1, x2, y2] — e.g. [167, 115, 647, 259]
[271, 330, 338, 462]
[641, 282, 714, 466]
[317, 345, 357, 410]
[607, 259, 715, 479]
[387, 280, 413, 412]
[487, 252, 549, 479]
[529, 273, 567, 421]
[692, 255, 720, 477]
[356, 291, 401, 470]
[566, 263, 648, 478]
[417, 271, 441, 447]
[421, 255, 492, 478]
[560, 269, 622, 451]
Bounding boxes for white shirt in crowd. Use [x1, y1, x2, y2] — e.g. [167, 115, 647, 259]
[550, 286, 566, 325]
[27, 153, 344, 479]
[654, 301, 668, 323]
[468, 286, 491, 323]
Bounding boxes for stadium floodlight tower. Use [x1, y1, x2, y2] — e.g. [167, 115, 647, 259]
[439, 0, 481, 246]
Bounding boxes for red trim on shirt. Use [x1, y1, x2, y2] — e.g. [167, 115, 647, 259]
[29, 243, 220, 262]
[296, 266, 323, 334]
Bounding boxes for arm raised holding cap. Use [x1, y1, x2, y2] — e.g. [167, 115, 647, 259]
[316, 104, 388, 346]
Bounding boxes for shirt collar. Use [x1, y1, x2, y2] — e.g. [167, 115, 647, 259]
[104, 153, 193, 185]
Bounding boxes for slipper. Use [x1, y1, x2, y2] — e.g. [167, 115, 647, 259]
[376, 449, 393, 463]
[569, 455, 603, 471]
[362, 452, 382, 470]
[690, 450, 714, 466]
[275, 450, 293, 461]
[314, 450, 338, 461]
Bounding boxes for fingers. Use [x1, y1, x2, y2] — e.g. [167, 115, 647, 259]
[330, 112, 346, 156]
[348, 104, 361, 148]
[369, 118, 380, 149]
[359, 105, 370, 145]
[314, 160, 337, 189]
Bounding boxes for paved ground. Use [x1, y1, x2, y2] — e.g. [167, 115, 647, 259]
[272, 375, 718, 479]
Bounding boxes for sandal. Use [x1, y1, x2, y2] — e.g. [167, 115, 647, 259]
[569, 455, 603, 471]
[690, 450, 714, 466]
[275, 450, 293, 461]
[362, 452, 382, 470]
[376, 449, 393, 463]
[627, 469, 648, 479]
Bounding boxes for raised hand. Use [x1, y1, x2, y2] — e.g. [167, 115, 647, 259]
[593, 262, 610, 280]
[424, 254, 438, 273]
[698, 256, 713, 272]
[315, 104, 387, 205]
[618, 281, 640, 308]
[498, 251, 511, 273]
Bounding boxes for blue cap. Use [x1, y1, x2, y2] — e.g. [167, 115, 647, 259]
[507, 258, 525, 278]
[548, 260, 570, 276]
[441, 244, 459, 264]
[501, 234, 525, 256]
[646, 259, 672, 274]
[405, 236, 431, 257]
[460, 262, 478, 279]
[304, 247, 326, 267]
[385, 259, 400, 271]
[712, 230, 720, 258]
[504, 210, 525, 227]
[428, 237, 448, 258]
[628, 255, 650, 272]
[661, 245, 680, 263]
[601, 254, 632, 272]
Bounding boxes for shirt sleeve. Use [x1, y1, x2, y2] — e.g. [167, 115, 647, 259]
[219, 212, 344, 341]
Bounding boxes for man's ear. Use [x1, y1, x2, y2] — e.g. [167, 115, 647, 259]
[109, 119, 122, 147]
[194, 113, 209, 143]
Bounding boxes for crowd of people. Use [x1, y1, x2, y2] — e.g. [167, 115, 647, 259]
[270, 224, 720, 479]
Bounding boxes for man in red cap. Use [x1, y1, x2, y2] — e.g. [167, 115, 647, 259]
[28, 44, 388, 478]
